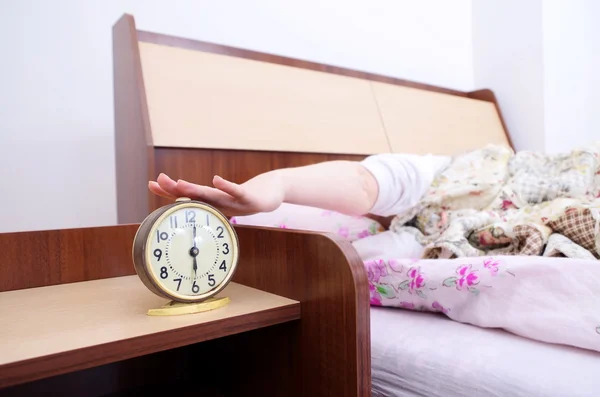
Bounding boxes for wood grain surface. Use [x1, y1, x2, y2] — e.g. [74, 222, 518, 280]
[0, 223, 370, 396]
[0, 224, 138, 293]
[0, 278, 299, 389]
[113, 14, 155, 224]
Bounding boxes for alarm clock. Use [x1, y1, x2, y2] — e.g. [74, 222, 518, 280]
[132, 197, 239, 304]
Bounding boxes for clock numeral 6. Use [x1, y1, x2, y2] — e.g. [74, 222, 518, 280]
[160, 266, 168, 279]
[208, 274, 215, 287]
[192, 281, 200, 293]
[222, 243, 229, 255]
[153, 249, 162, 261]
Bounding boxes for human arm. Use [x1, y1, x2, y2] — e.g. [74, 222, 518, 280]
[148, 153, 451, 218]
[148, 160, 379, 217]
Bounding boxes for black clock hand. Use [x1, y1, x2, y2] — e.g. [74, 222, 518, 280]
[192, 225, 198, 276]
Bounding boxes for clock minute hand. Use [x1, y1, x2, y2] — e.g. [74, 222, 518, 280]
[191, 225, 198, 276]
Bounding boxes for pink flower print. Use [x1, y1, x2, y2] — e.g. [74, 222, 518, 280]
[407, 267, 426, 293]
[456, 265, 479, 290]
[432, 301, 449, 314]
[369, 284, 382, 306]
[398, 266, 427, 299]
[277, 224, 287, 229]
[366, 259, 388, 283]
[357, 229, 370, 239]
[230, 217, 238, 224]
[483, 258, 500, 277]
[399, 301, 416, 310]
[337, 227, 349, 238]
[501, 200, 515, 210]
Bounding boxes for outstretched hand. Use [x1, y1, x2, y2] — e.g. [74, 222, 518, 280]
[148, 173, 285, 217]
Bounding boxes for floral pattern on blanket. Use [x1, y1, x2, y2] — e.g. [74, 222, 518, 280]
[367, 257, 515, 310]
[365, 255, 600, 353]
[390, 143, 600, 259]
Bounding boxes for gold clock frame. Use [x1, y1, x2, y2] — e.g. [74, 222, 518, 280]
[132, 198, 240, 303]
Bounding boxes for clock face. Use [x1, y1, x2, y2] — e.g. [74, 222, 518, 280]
[143, 202, 238, 301]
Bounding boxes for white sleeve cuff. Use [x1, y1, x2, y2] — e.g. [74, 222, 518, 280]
[361, 153, 451, 217]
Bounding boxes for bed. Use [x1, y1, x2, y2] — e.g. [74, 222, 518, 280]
[3, 13, 595, 397]
[109, 13, 600, 396]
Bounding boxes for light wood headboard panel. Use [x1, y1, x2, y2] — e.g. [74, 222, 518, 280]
[139, 42, 391, 155]
[372, 82, 508, 154]
[138, 41, 510, 156]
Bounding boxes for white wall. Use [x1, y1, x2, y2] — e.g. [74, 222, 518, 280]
[0, 0, 475, 233]
[472, 0, 600, 154]
[543, 0, 600, 154]
[472, 0, 546, 152]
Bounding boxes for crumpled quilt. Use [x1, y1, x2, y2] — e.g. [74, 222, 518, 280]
[389, 143, 600, 259]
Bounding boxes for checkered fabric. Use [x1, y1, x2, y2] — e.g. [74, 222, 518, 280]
[548, 208, 599, 258]
[513, 225, 544, 256]
[390, 143, 600, 259]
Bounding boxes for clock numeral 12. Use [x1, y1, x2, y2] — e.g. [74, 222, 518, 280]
[186, 210, 196, 223]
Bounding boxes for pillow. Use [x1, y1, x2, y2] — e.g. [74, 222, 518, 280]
[230, 203, 385, 241]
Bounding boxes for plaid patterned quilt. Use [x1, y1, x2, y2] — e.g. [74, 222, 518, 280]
[390, 143, 600, 259]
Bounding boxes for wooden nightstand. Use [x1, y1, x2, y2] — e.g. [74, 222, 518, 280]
[0, 224, 370, 396]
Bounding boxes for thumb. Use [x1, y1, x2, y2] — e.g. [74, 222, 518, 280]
[213, 175, 245, 199]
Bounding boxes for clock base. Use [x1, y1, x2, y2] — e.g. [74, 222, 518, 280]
[146, 296, 231, 316]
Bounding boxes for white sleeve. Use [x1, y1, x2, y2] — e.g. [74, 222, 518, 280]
[360, 153, 451, 217]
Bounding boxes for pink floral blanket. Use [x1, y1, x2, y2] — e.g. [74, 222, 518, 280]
[365, 255, 600, 353]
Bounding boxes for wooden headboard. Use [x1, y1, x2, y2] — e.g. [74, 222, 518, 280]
[113, 13, 512, 224]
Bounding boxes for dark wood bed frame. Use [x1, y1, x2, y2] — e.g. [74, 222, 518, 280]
[0, 14, 511, 397]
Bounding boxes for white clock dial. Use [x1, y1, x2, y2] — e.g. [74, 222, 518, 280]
[146, 205, 236, 298]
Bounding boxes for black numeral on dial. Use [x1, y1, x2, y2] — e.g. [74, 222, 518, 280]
[169, 216, 178, 228]
[154, 249, 162, 261]
[208, 274, 215, 287]
[219, 260, 227, 272]
[156, 230, 169, 243]
[174, 278, 182, 291]
[192, 281, 200, 293]
[216, 226, 224, 238]
[160, 266, 168, 279]
[222, 243, 229, 255]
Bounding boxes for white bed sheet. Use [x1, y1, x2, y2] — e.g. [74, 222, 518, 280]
[371, 307, 600, 397]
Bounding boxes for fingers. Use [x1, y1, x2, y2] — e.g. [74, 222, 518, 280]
[149, 173, 245, 212]
[212, 175, 245, 199]
[155, 173, 179, 196]
[176, 179, 233, 205]
[148, 181, 176, 200]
